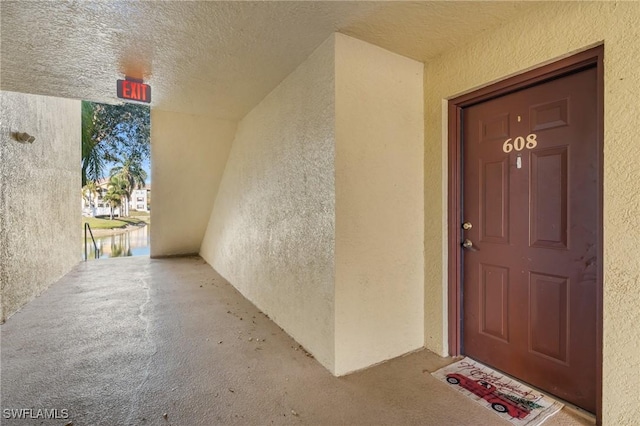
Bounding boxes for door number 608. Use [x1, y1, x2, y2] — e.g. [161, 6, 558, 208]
[503, 133, 538, 153]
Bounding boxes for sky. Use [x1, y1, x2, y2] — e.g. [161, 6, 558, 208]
[103, 158, 151, 186]
[102, 110, 151, 185]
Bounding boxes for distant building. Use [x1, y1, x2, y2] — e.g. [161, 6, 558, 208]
[130, 187, 150, 212]
[82, 179, 114, 217]
[82, 179, 150, 217]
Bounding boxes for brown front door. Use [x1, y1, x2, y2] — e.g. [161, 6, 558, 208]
[461, 67, 598, 412]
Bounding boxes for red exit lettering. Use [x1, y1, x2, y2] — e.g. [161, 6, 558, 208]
[117, 79, 151, 103]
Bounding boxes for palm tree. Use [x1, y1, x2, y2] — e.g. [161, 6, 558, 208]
[110, 155, 147, 217]
[105, 175, 127, 220]
[103, 190, 121, 221]
[81, 101, 150, 187]
[81, 102, 105, 187]
[82, 181, 98, 212]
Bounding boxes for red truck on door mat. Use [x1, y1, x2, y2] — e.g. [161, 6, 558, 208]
[445, 373, 531, 419]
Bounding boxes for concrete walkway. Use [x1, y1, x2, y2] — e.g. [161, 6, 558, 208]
[1, 256, 592, 425]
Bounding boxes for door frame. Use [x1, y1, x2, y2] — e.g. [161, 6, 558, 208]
[447, 45, 604, 421]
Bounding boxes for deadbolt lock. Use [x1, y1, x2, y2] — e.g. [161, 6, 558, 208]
[462, 221, 473, 230]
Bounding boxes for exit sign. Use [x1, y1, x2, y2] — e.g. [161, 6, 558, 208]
[117, 78, 151, 103]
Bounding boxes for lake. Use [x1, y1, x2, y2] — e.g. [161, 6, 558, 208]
[84, 225, 150, 259]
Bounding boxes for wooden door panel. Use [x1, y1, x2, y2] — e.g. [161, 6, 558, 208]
[528, 272, 569, 363]
[479, 263, 510, 342]
[530, 98, 569, 132]
[462, 67, 598, 413]
[480, 113, 511, 142]
[480, 158, 510, 243]
[530, 147, 568, 249]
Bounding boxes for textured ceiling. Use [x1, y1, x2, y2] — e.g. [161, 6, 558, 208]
[0, 1, 542, 119]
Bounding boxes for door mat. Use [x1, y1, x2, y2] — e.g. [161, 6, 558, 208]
[432, 357, 563, 426]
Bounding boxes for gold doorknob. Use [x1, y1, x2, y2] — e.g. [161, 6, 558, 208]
[462, 222, 473, 230]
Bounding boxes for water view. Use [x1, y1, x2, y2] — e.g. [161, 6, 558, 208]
[84, 225, 150, 259]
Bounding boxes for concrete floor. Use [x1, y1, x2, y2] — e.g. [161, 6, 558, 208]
[1, 256, 594, 426]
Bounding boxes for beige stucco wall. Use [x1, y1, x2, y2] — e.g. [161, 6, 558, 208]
[334, 34, 424, 375]
[200, 36, 337, 371]
[150, 110, 236, 257]
[201, 33, 425, 375]
[0, 91, 80, 322]
[423, 2, 640, 422]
